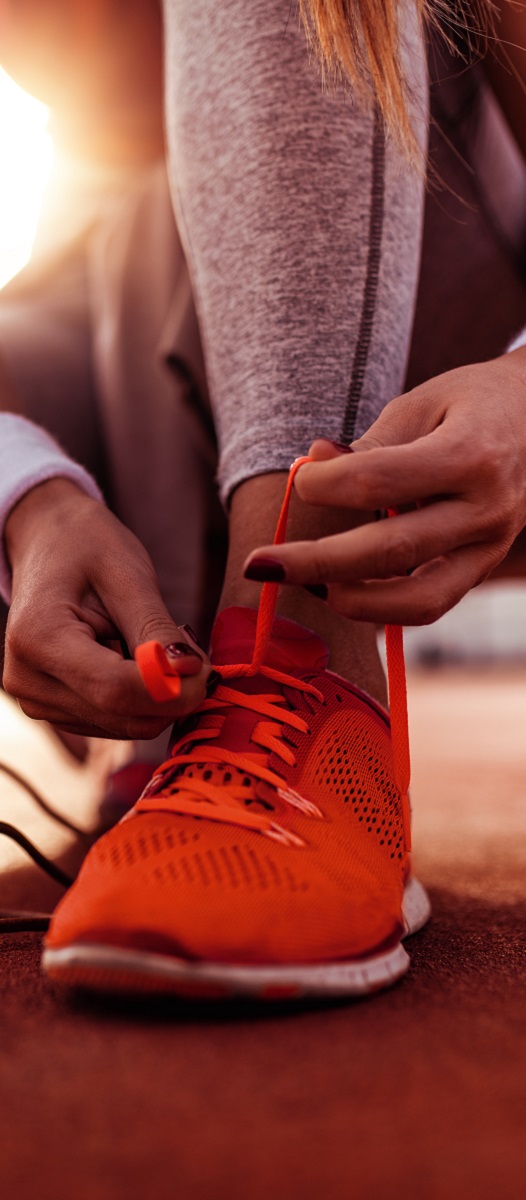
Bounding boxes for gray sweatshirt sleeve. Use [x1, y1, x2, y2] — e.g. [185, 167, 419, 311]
[163, 0, 428, 502]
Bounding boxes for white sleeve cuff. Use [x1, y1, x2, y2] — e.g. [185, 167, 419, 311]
[0, 414, 103, 605]
[508, 328, 526, 353]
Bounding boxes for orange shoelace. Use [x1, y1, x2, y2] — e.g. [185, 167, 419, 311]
[135, 458, 411, 851]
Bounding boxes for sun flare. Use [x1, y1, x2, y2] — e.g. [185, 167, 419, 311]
[0, 68, 53, 288]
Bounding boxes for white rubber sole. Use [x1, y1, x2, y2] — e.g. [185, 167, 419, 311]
[42, 877, 431, 1002]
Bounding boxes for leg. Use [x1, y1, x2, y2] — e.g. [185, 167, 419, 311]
[41, 2, 432, 999]
[163, 0, 428, 699]
[222, 474, 386, 704]
[88, 164, 225, 643]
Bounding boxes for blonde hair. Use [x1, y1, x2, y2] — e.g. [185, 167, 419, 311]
[298, 1, 491, 163]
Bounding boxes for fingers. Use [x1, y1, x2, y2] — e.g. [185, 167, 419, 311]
[4, 498, 213, 737]
[4, 614, 212, 738]
[349, 388, 447, 451]
[15, 700, 169, 742]
[324, 545, 500, 625]
[91, 558, 206, 663]
[244, 500, 496, 588]
[91, 563, 213, 717]
[294, 426, 476, 512]
[304, 394, 438, 468]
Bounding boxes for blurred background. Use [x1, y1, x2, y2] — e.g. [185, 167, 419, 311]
[1, 13, 526, 1200]
[2, 60, 526, 666]
[0, 67, 52, 288]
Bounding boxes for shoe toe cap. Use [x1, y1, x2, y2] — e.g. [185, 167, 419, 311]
[45, 816, 404, 965]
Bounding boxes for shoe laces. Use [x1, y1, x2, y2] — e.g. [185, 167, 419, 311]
[135, 459, 411, 850]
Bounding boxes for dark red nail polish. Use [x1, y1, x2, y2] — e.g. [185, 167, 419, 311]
[303, 583, 328, 600]
[244, 557, 286, 583]
[180, 624, 206, 652]
[163, 641, 201, 660]
[329, 441, 354, 453]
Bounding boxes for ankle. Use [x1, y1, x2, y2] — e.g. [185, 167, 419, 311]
[218, 588, 387, 707]
[222, 471, 387, 706]
[277, 590, 386, 706]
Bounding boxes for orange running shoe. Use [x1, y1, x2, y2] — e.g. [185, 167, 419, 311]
[43, 460, 430, 1001]
[43, 601, 430, 1000]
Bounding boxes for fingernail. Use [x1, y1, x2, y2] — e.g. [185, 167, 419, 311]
[205, 669, 222, 696]
[244, 557, 286, 583]
[328, 441, 354, 454]
[180, 624, 206, 653]
[303, 584, 328, 600]
[163, 641, 201, 660]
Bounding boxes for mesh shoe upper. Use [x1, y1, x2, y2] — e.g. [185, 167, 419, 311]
[45, 607, 409, 966]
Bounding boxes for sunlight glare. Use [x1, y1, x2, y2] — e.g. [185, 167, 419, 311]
[0, 69, 54, 288]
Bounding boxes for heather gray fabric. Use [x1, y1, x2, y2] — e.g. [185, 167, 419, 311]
[163, 0, 428, 502]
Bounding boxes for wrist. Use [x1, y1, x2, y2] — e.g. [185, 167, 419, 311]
[5, 478, 99, 569]
[0, 414, 103, 604]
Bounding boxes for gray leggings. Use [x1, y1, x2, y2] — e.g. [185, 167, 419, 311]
[163, 0, 428, 503]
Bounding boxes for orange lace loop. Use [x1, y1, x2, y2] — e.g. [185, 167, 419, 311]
[252, 722, 296, 765]
[201, 683, 320, 729]
[251, 455, 312, 672]
[135, 457, 411, 852]
[136, 664, 324, 843]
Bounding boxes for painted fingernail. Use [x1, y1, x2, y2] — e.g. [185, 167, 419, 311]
[205, 669, 222, 696]
[180, 624, 206, 652]
[163, 641, 201, 660]
[244, 557, 286, 582]
[328, 441, 354, 453]
[303, 584, 329, 600]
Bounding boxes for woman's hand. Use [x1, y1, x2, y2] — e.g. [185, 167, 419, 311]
[3, 479, 211, 737]
[244, 350, 526, 624]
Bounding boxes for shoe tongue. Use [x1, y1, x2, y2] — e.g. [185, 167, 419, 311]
[211, 606, 329, 675]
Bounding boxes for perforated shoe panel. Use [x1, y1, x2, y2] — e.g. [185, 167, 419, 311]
[46, 609, 408, 967]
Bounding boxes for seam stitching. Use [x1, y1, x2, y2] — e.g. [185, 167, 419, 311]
[341, 110, 386, 442]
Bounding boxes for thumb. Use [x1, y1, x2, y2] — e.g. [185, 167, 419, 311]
[100, 568, 210, 674]
[122, 593, 212, 711]
[351, 390, 439, 454]
[294, 392, 443, 512]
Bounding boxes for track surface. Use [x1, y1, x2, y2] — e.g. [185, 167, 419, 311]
[1, 668, 526, 1200]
